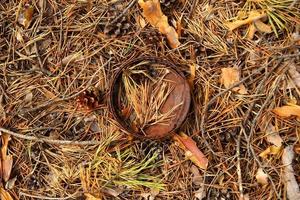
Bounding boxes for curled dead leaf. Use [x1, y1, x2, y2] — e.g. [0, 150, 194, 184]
[138, 0, 180, 48]
[173, 132, 208, 169]
[220, 67, 247, 94]
[259, 145, 282, 159]
[272, 104, 300, 119]
[255, 168, 268, 185]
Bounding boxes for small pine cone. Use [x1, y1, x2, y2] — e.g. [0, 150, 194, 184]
[76, 89, 102, 110]
[140, 29, 163, 47]
[104, 3, 131, 37]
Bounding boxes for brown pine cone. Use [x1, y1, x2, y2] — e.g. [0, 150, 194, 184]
[104, 16, 131, 37]
[103, 3, 132, 37]
[76, 89, 102, 110]
[140, 28, 163, 47]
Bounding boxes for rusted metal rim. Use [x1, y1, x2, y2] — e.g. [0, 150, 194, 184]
[109, 57, 191, 140]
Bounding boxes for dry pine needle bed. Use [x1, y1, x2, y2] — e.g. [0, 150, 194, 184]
[0, 0, 300, 199]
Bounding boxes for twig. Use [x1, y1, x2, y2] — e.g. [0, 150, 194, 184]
[0, 127, 101, 145]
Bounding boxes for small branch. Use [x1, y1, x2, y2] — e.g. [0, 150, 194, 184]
[0, 127, 101, 145]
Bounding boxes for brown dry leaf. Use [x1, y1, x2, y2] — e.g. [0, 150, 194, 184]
[255, 168, 268, 185]
[18, 4, 34, 28]
[288, 62, 300, 88]
[225, 10, 266, 31]
[1, 134, 13, 182]
[138, 0, 180, 48]
[220, 67, 248, 94]
[246, 23, 256, 40]
[259, 115, 283, 147]
[0, 187, 13, 200]
[282, 146, 300, 200]
[272, 104, 300, 119]
[173, 132, 208, 169]
[259, 145, 282, 159]
[246, 19, 272, 39]
[255, 20, 272, 33]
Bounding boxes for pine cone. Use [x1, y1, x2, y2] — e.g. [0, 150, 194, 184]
[103, 4, 131, 37]
[140, 29, 163, 47]
[76, 89, 102, 110]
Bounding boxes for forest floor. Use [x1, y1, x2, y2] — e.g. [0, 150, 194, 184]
[0, 0, 300, 199]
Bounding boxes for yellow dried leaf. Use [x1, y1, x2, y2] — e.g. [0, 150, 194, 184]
[247, 23, 257, 40]
[225, 10, 266, 31]
[255, 168, 268, 185]
[0, 187, 13, 200]
[259, 145, 282, 159]
[173, 132, 208, 169]
[138, 0, 180, 48]
[254, 20, 272, 33]
[137, 15, 147, 29]
[272, 104, 300, 118]
[220, 67, 248, 94]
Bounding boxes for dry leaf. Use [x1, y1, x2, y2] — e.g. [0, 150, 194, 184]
[259, 145, 281, 159]
[173, 132, 208, 169]
[247, 23, 256, 40]
[0, 187, 13, 200]
[220, 67, 248, 94]
[255, 168, 268, 185]
[288, 62, 300, 88]
[259, 115, 283, 147]
[225, 10, 266, 31]
[254, 20, 272, 33]
[194, 186, 206, 200]
[191, 165, 202, 186]
[137, 15, 147, 29]
[1, 134, 13, 182]
[138, 0, 180, 48]
[18, 4, 34, 28]
[272, 104, 300, 118]
[282, 146, 300, 200]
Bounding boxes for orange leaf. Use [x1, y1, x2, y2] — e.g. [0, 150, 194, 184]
[259, 145, 282, 159]
[220, 67, 247, 94]
[1, 134, 13, 182]
[272, 104, 300, 118]
[173, 132, 208, 169]
[138, 0, 180, 48]
[18, 4, 34, 28]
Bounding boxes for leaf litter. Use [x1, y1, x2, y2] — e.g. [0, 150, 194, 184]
[0, 0, 300, 199]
